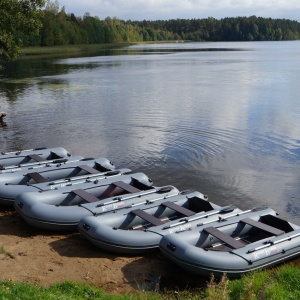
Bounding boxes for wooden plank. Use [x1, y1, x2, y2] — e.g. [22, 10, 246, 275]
[131, 209, 164, 226]
[27, 172, 48, 183]
[72, 189, 100, 203]
[161, 201, 195, 217]
[112, 181, 140, 194]
[77, 164, 100, 174]
[27, 154, 46, 162]
[204, 227, 245, 249]
[241, 218, 284, 236]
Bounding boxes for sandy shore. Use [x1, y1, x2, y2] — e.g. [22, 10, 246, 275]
[0, 208, 207, 294]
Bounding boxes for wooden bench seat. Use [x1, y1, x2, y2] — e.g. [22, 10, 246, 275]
[161, 201, 195, 217]
[27, 172, 48, 183]
[204, 226, 245, 249]
[71, 189, 100, 203]
[131, 209, 164, 226]
[27, 154, 46, 162]
[112, 181, 140, 194]
[240, 218, 284, 236]
[77, 165, 101, 174]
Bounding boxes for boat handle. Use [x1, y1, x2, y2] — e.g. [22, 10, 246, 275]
[163, 206, 238, 229]
[95, 187, 178, 207]
[49, 170, 122, 185]
[247, 231, 300, 253]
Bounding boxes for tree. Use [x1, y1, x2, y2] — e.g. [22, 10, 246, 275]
[44, 0, 59, 14]
[0, 0, 45, 61]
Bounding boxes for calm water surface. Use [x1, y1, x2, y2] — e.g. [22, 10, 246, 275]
[1, 41, 300, 222]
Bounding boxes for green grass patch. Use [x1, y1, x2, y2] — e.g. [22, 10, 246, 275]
[0, 281, 162, 300]
[0, 245, 6, 255]
[20, 43, 135, 57]
[0, 246, 14, 259]
[204, 264, 300, 300]
[1, 264, 300, 299]
[0, 281, 99, 300]
[20, 41, 189, 57]
[156, 263, 300, 299]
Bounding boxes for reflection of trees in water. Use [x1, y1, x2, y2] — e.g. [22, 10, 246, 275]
[0, 54, 106, 103]
[0, 59, 44, 104]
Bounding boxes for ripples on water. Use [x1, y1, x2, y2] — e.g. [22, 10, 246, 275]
[1, 41, 300, 222]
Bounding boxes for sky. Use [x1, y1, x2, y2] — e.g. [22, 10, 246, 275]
[56, 0, 300, 22]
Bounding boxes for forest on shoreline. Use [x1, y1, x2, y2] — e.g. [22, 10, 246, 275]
[19, 2, 300, 47]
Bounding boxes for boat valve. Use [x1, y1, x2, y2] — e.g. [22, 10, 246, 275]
[82, 223, 90, 231]
[167, 243, 176, 252]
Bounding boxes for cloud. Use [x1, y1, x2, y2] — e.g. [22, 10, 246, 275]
[58, 0, 300, 21]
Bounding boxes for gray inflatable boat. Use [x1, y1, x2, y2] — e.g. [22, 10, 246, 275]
[0, 147, 71, 170]
[0, 156, 84, 175]
[3, 168, 149, 207]
[0, 157, 114, 185]
[15, 185, 177, 231]
[78, 191, 242, 255]
[0, 161, 118, 207]
[159, 206, 300, 278]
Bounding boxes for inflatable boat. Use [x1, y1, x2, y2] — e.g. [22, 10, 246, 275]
[78, 191, 242, 255]
[0, 156, 84, 175]
[0, 147, 71, 170]
[2, 168, 149, 207]
[0, 157, 114, 185]
[159, 206, 300, 278]
[15, 185, 178, 231]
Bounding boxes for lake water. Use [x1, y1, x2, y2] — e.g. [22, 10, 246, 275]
[1, 41, 300, 222]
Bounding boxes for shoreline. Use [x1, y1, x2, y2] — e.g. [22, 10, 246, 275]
[19, 41, 189, 57]
[19, 43, 135, 57]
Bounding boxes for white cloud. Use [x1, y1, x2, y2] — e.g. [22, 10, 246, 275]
[58, 0, 300, 21]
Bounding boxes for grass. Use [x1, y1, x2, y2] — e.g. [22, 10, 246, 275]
[19, 41, 188, 57]
[205, 264, 300, 300]
[20, 43, 135, 57]
[0, 281, 161, 300]
[0, 246, 14, 259]
[0, 264, 300, 299]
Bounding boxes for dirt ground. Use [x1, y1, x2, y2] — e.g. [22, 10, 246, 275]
[0, 208, 209, 295]
[3, 207, 299, 295]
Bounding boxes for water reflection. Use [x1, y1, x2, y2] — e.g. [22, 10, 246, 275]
[0, 41, 300, 222]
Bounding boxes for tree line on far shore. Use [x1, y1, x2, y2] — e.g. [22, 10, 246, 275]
[19, 1, 300, 47]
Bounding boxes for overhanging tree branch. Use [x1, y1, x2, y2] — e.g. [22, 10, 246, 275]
[0, 0, 45, 62]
